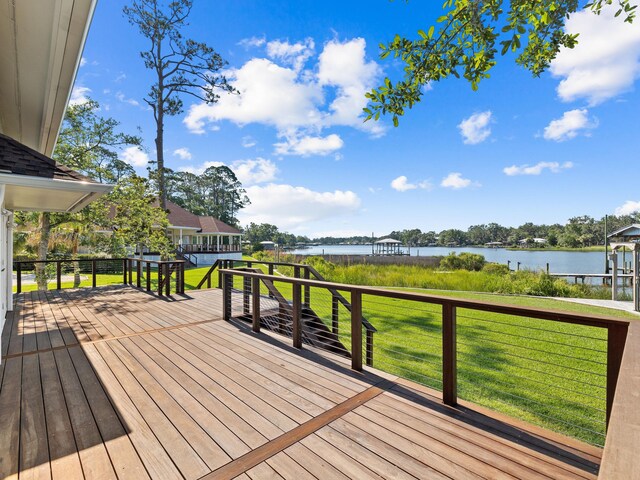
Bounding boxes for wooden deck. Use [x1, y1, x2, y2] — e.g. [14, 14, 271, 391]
[0, 286, 602, 479]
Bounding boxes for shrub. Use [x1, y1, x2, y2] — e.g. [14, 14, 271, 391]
[482, 263, 510, 275]
[440, 252, 486, 271]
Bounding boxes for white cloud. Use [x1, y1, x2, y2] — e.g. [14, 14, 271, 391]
[441, 172, 477, 189]
[458, 111, 492, 144]
[116, 92, 139, 106]
[615, 200, 640, 216]
[543, 109, 597, 141]
[266, 38, 314, 72]
[183, 36, 385, 150]
[551, 6, 640, 105]
[179, 161, 225, 175]
[318, 38, 384, 135]
[69, 86, 91, 105]
[173, 148, 192, 161]
[242, 136, 256, 148]
[390, 176, 432, 192]
[238, 36, 266, 48]
[239, 183, 361, 230]
[120, 146, 149, 167]
[311, 228, 371, 238]
[80, 57, 87, 67]
[274, 134, 344, 156]
[231, 158, 277, 185]
[503, 161, 574, 176]
[179, 158, 277, 186]
[183, 58, 323, 134]
[116, 91, 140, 107]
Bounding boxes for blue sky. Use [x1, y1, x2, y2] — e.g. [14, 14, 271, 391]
[73, 1, 640, 237]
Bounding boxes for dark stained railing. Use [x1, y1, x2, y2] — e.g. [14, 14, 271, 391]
[219, 267, 629, 447]
[13, 257, 185, 297]
[13, 258, 127, 293]
[196, 259, 377, 364]
[124, 258, 185, 296]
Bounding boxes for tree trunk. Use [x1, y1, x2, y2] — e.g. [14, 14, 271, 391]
[35, 212, 51, 290]
[72, 228, 81, 288]
[156, 104, 166, 211]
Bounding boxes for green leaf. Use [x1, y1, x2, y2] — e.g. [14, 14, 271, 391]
[393, 116, 399, 127]
[428, 26, 435, 38]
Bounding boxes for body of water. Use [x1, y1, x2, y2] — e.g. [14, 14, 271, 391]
[288, 244, 612, 274]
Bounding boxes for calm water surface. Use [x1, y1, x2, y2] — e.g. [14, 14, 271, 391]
[288, 245, 611, 274]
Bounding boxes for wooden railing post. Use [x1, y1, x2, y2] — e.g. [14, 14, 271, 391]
[136, 260, 141, 288]
[179, 262, 185, 294]
[165, 263, 171, 296]
[16, 262, 22, 294]
[331, 295, 339, 335]
[268, 264, 274, 298]
[442, 302, 457, 406]
[222, 272, 231, 321]
[128, 259, 133, 285]
[56, 261, 62, 290]
[292, 281, 302, 349]
[92, 260, 97, 288]
[122, 258, 127, 285]
[252, 277, 261, 333]
[607, 324, 628, 425]
[158, 263, 163, 297]
[351, 291, 363, 371]
[146, 262, 151, 292]
[303, 267, 310, 309]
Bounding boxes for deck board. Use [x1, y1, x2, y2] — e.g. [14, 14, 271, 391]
[0, 285, 601, 479]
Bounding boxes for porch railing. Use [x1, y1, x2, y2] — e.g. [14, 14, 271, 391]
[178, 243, 241, 253]
[219, 267, 629, 448]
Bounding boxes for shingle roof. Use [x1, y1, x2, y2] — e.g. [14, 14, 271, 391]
[198, 216, 241, 234]
[163, 200, 241, 234]
[0, 132, 96, 183]
[164, 200, 201, 229]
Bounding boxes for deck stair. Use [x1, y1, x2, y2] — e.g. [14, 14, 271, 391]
[235, 270, 350, 357]
[175, 245, 198, 268]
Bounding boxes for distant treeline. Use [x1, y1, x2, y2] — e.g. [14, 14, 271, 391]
[309, 213, 640, 248]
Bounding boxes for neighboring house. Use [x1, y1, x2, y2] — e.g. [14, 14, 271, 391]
[0, 0, 110, 344]
[259, 241, 276, 251]
[519, 237, 547, 245]
[160, 200, 242, 265]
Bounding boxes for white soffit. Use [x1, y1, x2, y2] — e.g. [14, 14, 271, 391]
[0, 0, 97, 155]
[0, 173, 112, 213]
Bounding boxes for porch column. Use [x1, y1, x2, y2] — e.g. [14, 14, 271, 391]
[217, 235, 220, 252]
[179, 229, 183, 246]
[6, 210, 13, 311]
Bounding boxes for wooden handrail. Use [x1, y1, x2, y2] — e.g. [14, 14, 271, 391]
[218, 268, 630, 328]
[221, 267, 631, 434]
[13, 258, 128, 294]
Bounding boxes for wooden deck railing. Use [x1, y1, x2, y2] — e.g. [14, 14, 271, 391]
[13, 258, 127, 293]
[219, 267, 630, 449]
[13, 257, 186, 296]
[124, 258, 185, 296]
